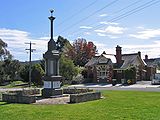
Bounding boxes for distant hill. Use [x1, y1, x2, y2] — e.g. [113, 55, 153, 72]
[20, 60, 41, 65]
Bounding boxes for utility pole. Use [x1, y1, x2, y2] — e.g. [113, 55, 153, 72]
[25, 41, 36, 87]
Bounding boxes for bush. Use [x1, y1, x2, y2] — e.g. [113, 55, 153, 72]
[20, 64, 29, 82]
[125, 66, 136, 84]
[20, 63, 44, 86]
[71, 74, 84, 84]
[60, 54, 79, 84]
[31, 64, 44, 86]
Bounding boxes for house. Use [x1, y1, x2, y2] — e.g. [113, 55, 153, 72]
[114, 45, 147, 83]
[85, 54, 113, 83]
[85, 45, 155, 84]
[144, 55, 157, 80]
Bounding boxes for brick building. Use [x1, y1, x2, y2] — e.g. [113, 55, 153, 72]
[114, 45, 146, 83]
[85, 45, 157, 83]
[85, 54, 113, 83]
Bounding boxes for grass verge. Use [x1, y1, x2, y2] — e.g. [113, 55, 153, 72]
[0, 90, 159, 120]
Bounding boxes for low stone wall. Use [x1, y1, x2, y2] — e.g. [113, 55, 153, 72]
[0, 93, 2, 101]
[2, 93, 36, 104]
[2, 89, 40, 104]
[70, 92, 101, 103]
[63, 88, 93, 94]
[9, 89, 40, 96]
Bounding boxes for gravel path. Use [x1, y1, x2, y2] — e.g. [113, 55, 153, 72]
[34, 96, 70, 105]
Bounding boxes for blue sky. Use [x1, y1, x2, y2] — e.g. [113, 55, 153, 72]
[0, 0, 160, 61]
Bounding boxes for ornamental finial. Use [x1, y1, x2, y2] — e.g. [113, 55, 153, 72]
[50, 9, 54, 16]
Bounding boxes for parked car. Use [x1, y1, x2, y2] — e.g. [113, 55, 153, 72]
[151, 79, 160, 85]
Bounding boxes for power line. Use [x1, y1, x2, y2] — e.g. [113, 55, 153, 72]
[57, 0, 98, 27]
[57, 0, 120, 35]
[112, 0, 142, 15]
[25, 41, 36, 87]
[72, 0, 160, 37]
[68, 0, 143, 36]
[109, 0, 159, 22]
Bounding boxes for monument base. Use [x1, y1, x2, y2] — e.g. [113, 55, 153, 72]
[42, 88, 63, 98]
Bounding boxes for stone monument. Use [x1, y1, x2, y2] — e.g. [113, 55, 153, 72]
[42, 10, 62, 98]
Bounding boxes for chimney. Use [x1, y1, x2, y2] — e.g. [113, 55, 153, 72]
[138, 51, 141, 58]
[145, 55, 148, 60]
[116, 45, 122, 66]
[102, 51, 106, 54]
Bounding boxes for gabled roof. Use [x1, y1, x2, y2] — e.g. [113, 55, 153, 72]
[144, 58, 160, 67]
[85, 56, 99, 67]
[144, 59, 156, 67]
[102, 54, 116, 63]
[85, 54, 112, 67]
[120, 53, 146, 69]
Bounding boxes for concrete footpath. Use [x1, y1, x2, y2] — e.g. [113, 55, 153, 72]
[68, 81, 160, 92]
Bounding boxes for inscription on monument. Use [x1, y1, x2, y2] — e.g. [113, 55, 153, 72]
[53, 81, 60, 88]
[44, 81, 51, 88]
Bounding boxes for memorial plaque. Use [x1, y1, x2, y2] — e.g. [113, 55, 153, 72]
[44, 81, 51, 88]
[53, 81, 60, 88]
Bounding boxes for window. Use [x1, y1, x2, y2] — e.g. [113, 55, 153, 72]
[97, 65, 108, 79]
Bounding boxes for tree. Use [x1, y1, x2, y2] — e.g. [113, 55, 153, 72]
[0, 62, 5, 84]
[20, 63, 44, 86]
[56, 36, 69, 52]
[70, 38, 97, 66]
[2, 59, 20, 81]
[40, 59, 45, 71]
[56, 36, 75, 57]
[31, 63, 44, 85]
[124, 66, 136, 84]
[20, 64, 30, 82]
[59, 54, 79, 84]
[0, 38, 11, 60]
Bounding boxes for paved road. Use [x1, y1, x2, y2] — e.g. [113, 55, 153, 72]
[86, 87, 160, 92]
[68, 81, 160, 92]
[0, 81, 160, 92]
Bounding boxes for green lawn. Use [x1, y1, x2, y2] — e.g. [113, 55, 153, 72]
[0, 90, 160, 120]
[0, 81, 28, 88]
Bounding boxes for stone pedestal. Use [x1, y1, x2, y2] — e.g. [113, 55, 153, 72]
[42, 76, 62, 98]
[42, 89, 63, 98]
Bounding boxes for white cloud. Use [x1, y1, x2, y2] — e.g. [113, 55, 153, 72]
[39, 36, 50, 40]
[96, 32, 119, 38]
[105, 26, 126, 34]
[94, 41, 160, 60]
[97, 33, 106, 37]
[95, 26, 126, 34]
[0, 28, 29, 37]
[79, 26, 92, 29]
[121, 41, 160, 59]
[93, 41, 112, 54]
[84, 32, 91, 35]
[0, 28, 51, 61]
[99, 14, 108, 17]
[136, 26, 145, 29]
[122, 40, 160, 49]
[130, 29, 160, 39]
[94, 29, 105, 33]
[100, 21, 119, 25]
[107, 35, 119, 39]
